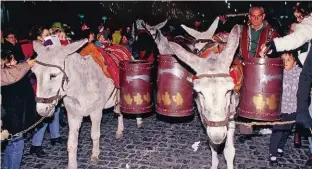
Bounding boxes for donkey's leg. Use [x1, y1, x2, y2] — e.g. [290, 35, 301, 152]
[67, 113, 83, 169]
[116, 112, 124, 139]
[89, 111, 102, 164]
[210, 145, 219, 169]
[136, 115, 143, 128]
[114, 89, 124, 138]
[224, 119, 236, 169]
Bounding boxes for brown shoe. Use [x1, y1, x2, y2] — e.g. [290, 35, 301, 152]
[294, 133, 302, 148]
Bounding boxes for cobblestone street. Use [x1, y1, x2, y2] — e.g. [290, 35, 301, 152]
[19, 110, 311, 169]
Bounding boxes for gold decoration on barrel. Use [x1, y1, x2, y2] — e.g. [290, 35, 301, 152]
[124, 94, 133, 105]
[172, 93, 183, 105]
[134, 93, 143, 105]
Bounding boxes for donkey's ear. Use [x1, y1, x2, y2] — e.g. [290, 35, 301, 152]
[181, 24, 201, 39]
[145, 24, 152, 31]
[155, 20, 168, 30]
[169, 41, 207, 74]
[219, 24, 241, 69]
[63, 39, 88, 55]
[202, 17, 219, 39]
[33, 40, 46, 55]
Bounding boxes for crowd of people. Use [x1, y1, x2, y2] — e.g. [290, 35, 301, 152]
[1, 2, 312, 169]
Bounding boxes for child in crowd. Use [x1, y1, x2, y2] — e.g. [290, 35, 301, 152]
[59, 31, 70, 46]
[269, 50, 302, 166]
[35, 27, 53, 46]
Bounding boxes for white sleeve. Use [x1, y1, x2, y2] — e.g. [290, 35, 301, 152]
[298, 43, 311, 65]
[273, 16, 312, 52]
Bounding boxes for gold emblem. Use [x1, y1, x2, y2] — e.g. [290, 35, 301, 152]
[266, 95, 277, 110]
[253, 94, 266, 111]
[162, 92, 171, 105]
[123, 94, 132, 105]
[172, 93, 183, 105]
[143, 92, 151, 103]
[157, 92, 161, 104]
[134, 93, 143, 105]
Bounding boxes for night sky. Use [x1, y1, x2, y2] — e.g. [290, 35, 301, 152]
[1, 1, 306, 37]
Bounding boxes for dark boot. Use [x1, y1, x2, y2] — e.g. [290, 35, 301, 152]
[30, 146, 47, 158]
[294, 124, 302, 148]
[50, 137, 63, 146]
[306, 154, 312, 167]
[294, 133, 302, 148]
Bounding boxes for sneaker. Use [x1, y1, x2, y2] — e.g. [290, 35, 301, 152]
[277, 149, 284, 157]
[30, 146, 48, 158]
[269, 155, 278, 166]
[50, 137, 64, 146]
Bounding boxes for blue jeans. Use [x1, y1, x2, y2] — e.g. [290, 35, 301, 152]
[32, 107, 60, 146]
[2, 136, 24, 169]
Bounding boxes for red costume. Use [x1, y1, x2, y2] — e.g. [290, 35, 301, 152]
[240, 23, 279, 59]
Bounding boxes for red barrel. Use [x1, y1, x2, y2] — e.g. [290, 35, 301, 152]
[119, 60, 153, 114]
[238, 58, 284, 121]
[156, 55, 194, 117]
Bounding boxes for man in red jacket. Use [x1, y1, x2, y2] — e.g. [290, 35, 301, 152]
[238, 6, 279, 136]
[240, 6, 279, 59]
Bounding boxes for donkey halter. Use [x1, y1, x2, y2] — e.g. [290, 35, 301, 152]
[194, 73, 236, 127]
[34, 60, 69, 105]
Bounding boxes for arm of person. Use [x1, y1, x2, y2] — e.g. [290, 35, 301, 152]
[1, 59, 35, 86]
[266, 30, 280, 58]
[296, 49, 312, 130]
[273, 17, 312, 52]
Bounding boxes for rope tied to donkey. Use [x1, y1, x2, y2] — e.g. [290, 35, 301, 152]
[1, 116, 46, 141]
[234, 120, 296, 128]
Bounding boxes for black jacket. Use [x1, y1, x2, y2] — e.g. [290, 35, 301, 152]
[296, 44, 312, 131]
[2, 41, 25, 63]
[1, 76, 40, 135]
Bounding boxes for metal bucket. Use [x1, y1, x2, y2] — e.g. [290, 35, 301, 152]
[156, 55, 194, 117]
[119, 60, 153, 114]
[238, 58, 284, 121]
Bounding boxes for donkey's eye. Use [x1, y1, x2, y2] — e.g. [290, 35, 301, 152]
[49, 74, 57, 80]
[225, 90, 233, 96]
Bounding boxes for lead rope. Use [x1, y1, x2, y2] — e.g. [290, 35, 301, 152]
[1, 60, 67, 141]
[234, 120, 296, 128]
[1, 116, 46, 141]
[234, 120, 311, 135]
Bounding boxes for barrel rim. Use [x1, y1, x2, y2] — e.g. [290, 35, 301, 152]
[243, 57, 283, 64]
[120, 60, 153, 65]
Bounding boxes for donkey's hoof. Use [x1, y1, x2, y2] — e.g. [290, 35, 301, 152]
[67, 164, 78, 169]
[115, 132, 123, 139]
[89, 156, 99, 164]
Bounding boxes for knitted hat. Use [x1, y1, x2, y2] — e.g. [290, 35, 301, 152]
[51, 22, 64, 32]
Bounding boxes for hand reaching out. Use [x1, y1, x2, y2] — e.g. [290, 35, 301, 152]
[219, 15, 227, 24]
[26, 58, 36, 67]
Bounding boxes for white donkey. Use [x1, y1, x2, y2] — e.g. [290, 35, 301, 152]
[181, 17, 220, 53]
[168, 25, 241, 169]
[145, 20, 174, 55]
[31, 39, 132, 169]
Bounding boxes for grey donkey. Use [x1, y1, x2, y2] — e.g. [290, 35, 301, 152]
[145, 20, 174, 55]
[168, 25, 241, 169]
[31, 39, 138, 169]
